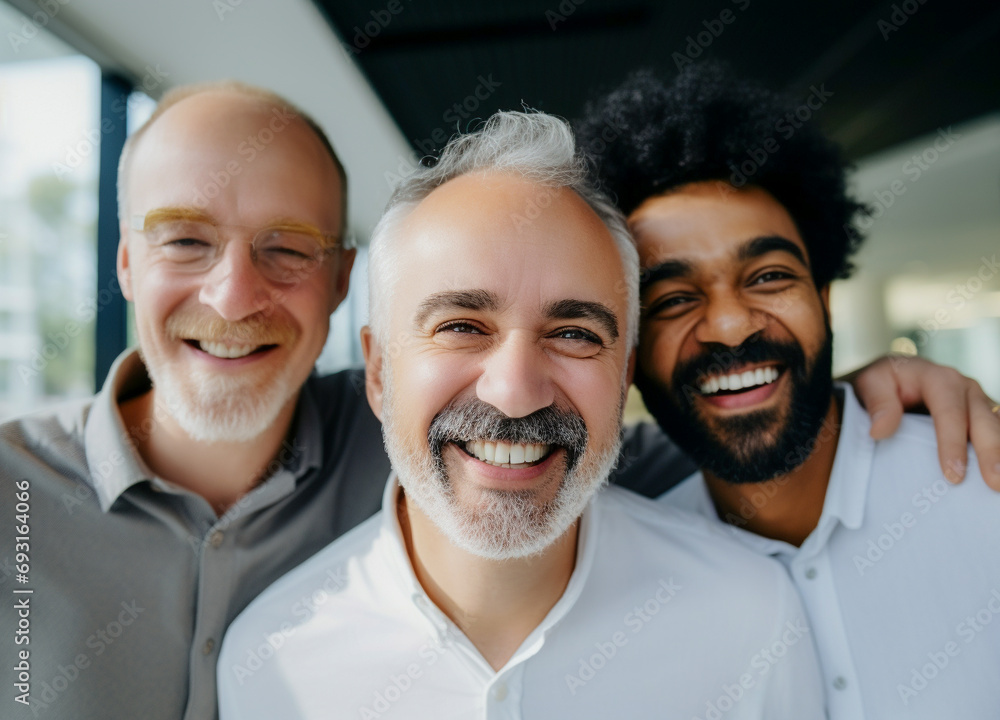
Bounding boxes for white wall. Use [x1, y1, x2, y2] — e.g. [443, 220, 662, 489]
[832, 114, 1000, 396]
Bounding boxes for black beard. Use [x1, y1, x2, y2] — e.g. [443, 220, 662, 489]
[635, 327, 834, 485]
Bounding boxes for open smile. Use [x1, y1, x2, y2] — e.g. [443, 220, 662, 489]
[694, 364, 786, 411]
[184, 339, 278, 359]
[698, 364, 783, 396]
[457, 440, 554, 469]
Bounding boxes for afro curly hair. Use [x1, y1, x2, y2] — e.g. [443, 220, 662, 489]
[574, 62, 869, 288]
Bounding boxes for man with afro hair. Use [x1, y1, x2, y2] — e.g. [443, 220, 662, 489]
[579, 63, 1000, 718]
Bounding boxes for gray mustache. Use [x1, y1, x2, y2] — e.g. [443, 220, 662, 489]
[428, 398, 588, 471]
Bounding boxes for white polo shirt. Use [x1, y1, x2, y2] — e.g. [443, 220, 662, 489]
[218, 478, 825, 719]
[662, 385, 1000, 720]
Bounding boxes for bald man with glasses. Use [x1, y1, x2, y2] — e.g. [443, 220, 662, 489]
[0, 82, 387, 720]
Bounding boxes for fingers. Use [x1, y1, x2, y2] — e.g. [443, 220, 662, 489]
[841, 354, 999, 488]
[846, 356, 904, 441]
[916, 366, 972, 483]
[967, 384, 1000, 492]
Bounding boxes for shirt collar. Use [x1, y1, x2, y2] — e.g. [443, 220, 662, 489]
[820, 382, 875, 534]
[84, 348, 324, 512]
[379, 475, 431, 612]
[84, 348, 155, 512]
[284, 374, 323, 477]
[376, 473, 601, 660]
[786, 383, 873, 560]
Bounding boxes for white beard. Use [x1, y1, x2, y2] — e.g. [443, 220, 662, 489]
[381, 364, 623, 561]
[147, 359, 295, 444]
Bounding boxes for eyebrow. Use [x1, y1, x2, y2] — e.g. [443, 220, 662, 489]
[134, 209, 338, 247]
[544, 299, 619, 341]
[640, 259, 695, 293]
[136, 206, 216, 230]
[739, 235, 809, 268]
[266, 219, 340, 248]
[414, 290, 501, 327]
[639, 235, 809, 293]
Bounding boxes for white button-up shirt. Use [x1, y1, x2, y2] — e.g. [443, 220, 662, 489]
[662, 384, 1000, 719]
[218, 478, 825, 719]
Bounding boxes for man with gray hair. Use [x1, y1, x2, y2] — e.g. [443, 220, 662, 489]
[218, 111, 826, 718]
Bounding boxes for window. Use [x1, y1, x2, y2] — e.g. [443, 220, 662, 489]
[0, 1, 101, 419]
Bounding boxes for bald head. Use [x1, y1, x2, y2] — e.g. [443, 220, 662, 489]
[117, 82, 347, 235]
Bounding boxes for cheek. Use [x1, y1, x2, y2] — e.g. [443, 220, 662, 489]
[638, 322, 681, 382]
[768, 296, 828, 353]
[130, 271, 190, 332]
[552, 355, 626, 438]
[272, 274, 337, 336]
[393, 350, 480, 436]
[286, 296, 329, 340]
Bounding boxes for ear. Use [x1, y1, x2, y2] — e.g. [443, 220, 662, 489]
[327, 248, 356, 314]
[360, 325, 384, 421]
[117, 225, 134, 301]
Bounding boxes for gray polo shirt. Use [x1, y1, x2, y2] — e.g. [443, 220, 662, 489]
[0, 349, 390, 720]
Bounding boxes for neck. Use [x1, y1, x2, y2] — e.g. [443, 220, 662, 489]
[119, 388, 299, 515]
[398, 490, 578, 672]
[702, 394, 842, 547]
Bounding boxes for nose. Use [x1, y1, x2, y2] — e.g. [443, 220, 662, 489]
[197, 238, 276, 321]
[694, 289, 768, 348]
[475, 332, 556, 419]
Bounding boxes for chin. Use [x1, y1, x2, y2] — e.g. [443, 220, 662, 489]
[637, 330, 835, 485]
[152, 363, 298, 443]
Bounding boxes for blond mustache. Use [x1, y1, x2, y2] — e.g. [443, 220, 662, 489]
[165, 312, 298, 346]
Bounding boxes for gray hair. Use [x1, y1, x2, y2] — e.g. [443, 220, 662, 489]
[367, 110, 639, 348]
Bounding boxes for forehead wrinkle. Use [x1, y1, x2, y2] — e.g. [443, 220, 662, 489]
[413, 289, 503, 327]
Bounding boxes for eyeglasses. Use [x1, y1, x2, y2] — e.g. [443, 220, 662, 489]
[130, 211, 343, 286]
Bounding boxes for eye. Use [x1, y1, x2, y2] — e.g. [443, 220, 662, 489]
[435, 321, 483, 335]
[159, 236, 214, 262]
[264, 246, 312, 259]
[258, 231, 322, 261]
[165, 237, 210, 248]
[645, 294, 696, 318]
[550, 327, 602, 344]
[749, 270, 796, 286]
[546, 327, 606, 358]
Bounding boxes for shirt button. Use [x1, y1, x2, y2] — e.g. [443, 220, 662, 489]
[832, 676, 847, 690]
[209, 530, 224, 548]
[804, 567, 817, 579]
[203, 638, 215, 655]
[493, 682, 508, 701]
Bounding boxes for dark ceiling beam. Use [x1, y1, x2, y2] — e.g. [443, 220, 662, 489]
[833, 6, 1000, 154]
[353, 5, 653, 53]
[788, 4, 888, 92]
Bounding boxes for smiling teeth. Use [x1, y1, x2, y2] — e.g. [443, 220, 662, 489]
[199, 341, 257, 359]
[699, 367, 780, 395]
[467, 441, 550, 467]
